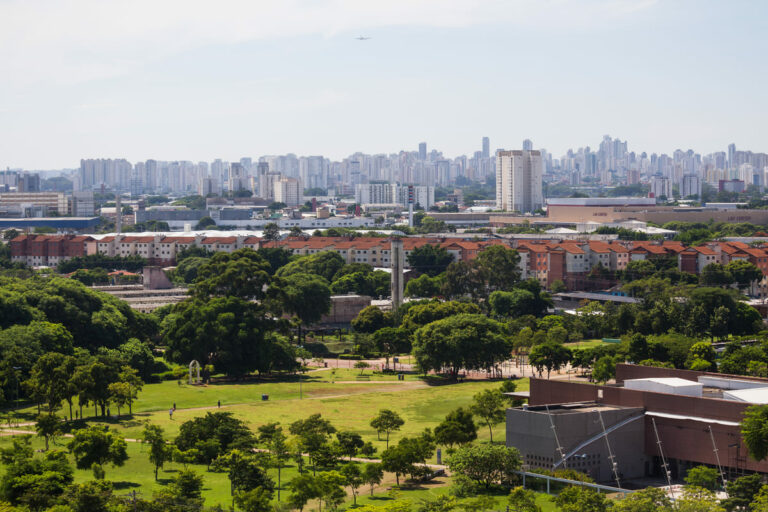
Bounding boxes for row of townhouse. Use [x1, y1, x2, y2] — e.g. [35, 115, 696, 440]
[9, 234, 502, 269]
[511, 239, 768, 290]
[12, 235, 768, 293]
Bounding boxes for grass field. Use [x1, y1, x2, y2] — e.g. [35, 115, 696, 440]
[1, 375, 547, 510]
[564, 339, 607, 349]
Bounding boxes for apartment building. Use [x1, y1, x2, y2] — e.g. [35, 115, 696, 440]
[11, 235, 768, 295]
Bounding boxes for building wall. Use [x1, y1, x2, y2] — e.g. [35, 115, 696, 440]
[506, 406, 646, 482]
[526, 377, 768, 474]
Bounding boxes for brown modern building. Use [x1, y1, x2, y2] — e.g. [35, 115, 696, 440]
[507, 364, 768, 485]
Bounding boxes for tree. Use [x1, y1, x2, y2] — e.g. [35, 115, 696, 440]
[592, 356, 615, 384]
[0, 443, 73, 510]
[722, 473, 762, 512]
[407, 245, 454, 276]
[362, 463, 384, 496]
[611, 487, 672, 512]
[61, 480, 113, 512]
[106, 381, 131, 418]
[194, 216, 216, 230]
[686, 342, 717, 371]
[489, 289, 539, 318]
[473, 245, 521, 292]
[529, 341, 572, 379]
[156, 468, 205, 512]
[162, 297, 285, 377]
[676, 487, 724, 512]
[289, 414, 337, 472]
[370, 409, 404, 449]
[401, 301, 481, 331]
[316, 471, 346, 511]
[142, 424, 170, 481]
[67, 426, 128, 475]
[726, 260, 762, 288]
[263, 223, 281, 242]
[469, 389, 505, 443]
[341, 463, 364, 506]
[405, 273, 444, 298]
[219, 449, 275, 495]
[412, 314, 511, 378]
[554, 486, 609, 512]
[434, 408, 477, 448]
[741, 404, 768, 461]
[35, 413, 64, 451]
[24, 352, 75, 414]
[277, 251, 345, 282]
[275, 273, 332, 342]
[443, 260, 485, 300]
[352, 306, 391, 333]
[371, 327, 411, 370]
[175, 412, 255, 463]
[508, 487, 541, 512]
[269, 428, 290, 501]
[235, 487, 272, 512]
[336, 431, 364, 460]
[550, 280, 567, 294]
[447, 444, 521, 489]
[684, 465, 719, 491]
[288, 473, 320, 512]
[192, 249, 271, 300]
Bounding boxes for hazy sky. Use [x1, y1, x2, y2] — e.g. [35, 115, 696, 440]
[1, 0, 766, 169]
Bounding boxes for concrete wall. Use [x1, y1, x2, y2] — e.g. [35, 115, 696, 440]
[527, 377, 768, 474]
[507, 405, 646, 482]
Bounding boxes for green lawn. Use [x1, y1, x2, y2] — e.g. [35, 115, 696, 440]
[74, 378, 528, 451]
[564, 339, 606, 349]
[1, 376, 541, 509]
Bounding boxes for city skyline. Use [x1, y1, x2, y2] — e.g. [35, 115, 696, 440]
[2, 0, 767, 169]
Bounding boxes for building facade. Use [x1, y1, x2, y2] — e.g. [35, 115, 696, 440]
[496, 150, 543, 213]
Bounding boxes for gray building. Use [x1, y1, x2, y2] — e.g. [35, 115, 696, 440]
[506, 403, 646, 483]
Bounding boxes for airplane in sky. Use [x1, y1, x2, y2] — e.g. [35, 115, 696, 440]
[355, 36, 371, 41]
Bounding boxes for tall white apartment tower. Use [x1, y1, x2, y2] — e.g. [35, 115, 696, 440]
[496, 150, 543, 213]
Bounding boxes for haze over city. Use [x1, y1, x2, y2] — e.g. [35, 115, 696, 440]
[2, 0, 767, 169]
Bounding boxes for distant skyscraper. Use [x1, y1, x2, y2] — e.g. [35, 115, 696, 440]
[681, 174, 702, 199]
[728, 143, 736, 170]
[418, 142, 427, 161]
[482, 137, 490, 158]
[274, 178, 301, 206]
[496, 150, 543, 213]
[522, 139, 533, 151]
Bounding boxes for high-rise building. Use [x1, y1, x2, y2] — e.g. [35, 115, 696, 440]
[482, 137, 490, 159]
[72, 191, 95, 216]
[418, 142, 427, 161]
[728, 143, 736, 170]
[227, 163, 249, 193]
[496, 150, 543, 213]
[274, 178, 301, 206]
[522, 139, 533, 151]
[651, 175, 672, 200]
[681, 174, 702, 199]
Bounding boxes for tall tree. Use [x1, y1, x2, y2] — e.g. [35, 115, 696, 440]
[412, 314, 511, 378]
[434, 407, 477, 448]
[469, 389, 506, 443]
[741, 404, 768, 462]
[67, 426, 128, 476]
[407, 245, 454, 277]
[192, 249, 271, 300]
[370, 409, 405, 448]
[274, 273, 332, 342]
[142, 423, 170, 481]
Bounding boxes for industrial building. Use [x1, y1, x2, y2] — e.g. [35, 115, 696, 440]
[506, 364, 768, 486]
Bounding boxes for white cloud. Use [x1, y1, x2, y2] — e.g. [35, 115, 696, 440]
[0, 0, 657, 86]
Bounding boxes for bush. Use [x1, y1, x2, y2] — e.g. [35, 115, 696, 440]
[338, 354, 365, 360]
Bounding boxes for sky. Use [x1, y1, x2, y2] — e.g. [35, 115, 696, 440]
[1, 0, 767, 169]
